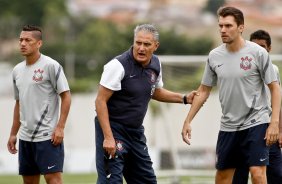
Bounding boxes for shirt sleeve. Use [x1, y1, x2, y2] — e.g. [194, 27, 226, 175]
[12, 68, 19, 100]
[100, 59, 125, 91]
[258, 50, 277, 85]
[273, 64, 281, 85]
[155, 62, 163, 88]
[49, 62, 70, 94]
[201, 58, 217, 87]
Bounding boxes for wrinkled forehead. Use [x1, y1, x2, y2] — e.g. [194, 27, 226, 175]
[134, 31, 156, 42]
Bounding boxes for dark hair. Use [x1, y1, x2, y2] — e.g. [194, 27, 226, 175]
[22, 25, 42, 40]
[250, 30, 271, 47]
[217, 6, 244, 26]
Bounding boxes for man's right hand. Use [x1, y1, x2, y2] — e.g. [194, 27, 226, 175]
[103, 137, 116, 158]
[7, 135, 18, 154]
[181, 121, 192, 145]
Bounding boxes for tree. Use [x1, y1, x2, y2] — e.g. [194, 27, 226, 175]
[0, 0, 67, 40]
[204, 0, 225, 15]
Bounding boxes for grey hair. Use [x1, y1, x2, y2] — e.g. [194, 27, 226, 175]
[134, 24, 159, 41]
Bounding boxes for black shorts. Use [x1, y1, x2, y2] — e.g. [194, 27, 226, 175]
[216, 123, 269, 170]
[19, 139, 64, 175]
[95, 117, 157, 184]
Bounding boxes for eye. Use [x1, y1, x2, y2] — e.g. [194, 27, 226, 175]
[144, 43, 151, 47]
[135, 41, 142, 45]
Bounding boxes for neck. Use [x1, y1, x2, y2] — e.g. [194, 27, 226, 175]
[226, 37, 245, 52]
[26, 52, 41, 65]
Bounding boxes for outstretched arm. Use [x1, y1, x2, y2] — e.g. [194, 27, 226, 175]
[95, 85, 116, 158]
[52, 90, 71, 146]
[7, 100, 20, 154]
[152, 88, 199, 104]
[182, 84, 212, 145]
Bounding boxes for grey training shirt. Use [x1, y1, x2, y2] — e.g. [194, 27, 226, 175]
[202, 40, 277, 131]
[13, 54, 70, 142]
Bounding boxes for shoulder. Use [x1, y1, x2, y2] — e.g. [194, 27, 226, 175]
[209, 44, 225, 57]
[152, 54, 160, 63]
[12, 61, 25, 73]
[105, 58, 123, 69]
[245, 40, 268, 56]
[151, 54, 161, 69]
[41, 54, 61, 67]
[115, 49, 131, 64]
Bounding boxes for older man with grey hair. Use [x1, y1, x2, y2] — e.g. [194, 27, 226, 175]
[94, 24, 198, 183]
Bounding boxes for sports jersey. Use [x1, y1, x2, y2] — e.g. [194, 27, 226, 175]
[266, 64, 281, 106]
[12, 54, 70, 142]
[100, 47, 163, 128]
[202, 40, 277, 131]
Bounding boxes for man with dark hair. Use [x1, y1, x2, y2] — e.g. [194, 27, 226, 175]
[95, 23, 198, 183]
[7, 25, 71, 184]
[233, 29, 282, 184]
[181, 7, 281, 184]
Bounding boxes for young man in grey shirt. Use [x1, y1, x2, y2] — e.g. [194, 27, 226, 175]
[181, 7, 281, 184]
[7, 25, 71, 184]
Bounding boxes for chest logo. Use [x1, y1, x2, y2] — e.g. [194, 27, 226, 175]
[240, 56, 252, 70]
[33, 69, 44, 82]
[115, 140, 124, 152]
[150, 71, 157, 83]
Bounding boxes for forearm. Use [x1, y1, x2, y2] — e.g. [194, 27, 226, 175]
[10, 101, 20, 136]
[57, 91, 71, 129]
[270, 86, 281, 125]
[185, 91, 209, 123]
[279, 109, 282, 134]
[152, 88, 183, 103]
[95, 100, 114, 139]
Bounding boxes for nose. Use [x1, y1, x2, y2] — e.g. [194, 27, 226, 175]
[19, 40, 25, 46]
[220, 26, 226, 33]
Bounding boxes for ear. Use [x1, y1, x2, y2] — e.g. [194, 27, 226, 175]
[238, 24, 244, 33]
[154, 41, 160, 51]
[37, 40, 42, 48]
[268, 45, 272, 52]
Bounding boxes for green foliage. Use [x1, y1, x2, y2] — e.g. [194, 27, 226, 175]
[69, 78, 98, 93]
[162, 65, 205, 91]
[204, 0, 226, 15]
[0, 0, 214, 93]
[0, 0, 67, 40]
[157, 29, 213, 55]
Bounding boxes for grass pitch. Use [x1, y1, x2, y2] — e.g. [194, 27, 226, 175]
[0, 172, 216, 184]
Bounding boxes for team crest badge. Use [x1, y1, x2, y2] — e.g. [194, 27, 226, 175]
[240, 56, 252, 70]
[150, 71, 156, 83]
[116, 140, 124, 151]
[33, 69, 44, 82]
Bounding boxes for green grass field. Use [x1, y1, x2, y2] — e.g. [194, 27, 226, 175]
[0, 172, 217, 184]
[0, 173, 97, 184]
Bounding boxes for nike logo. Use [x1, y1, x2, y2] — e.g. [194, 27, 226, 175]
[217, 64, 223, 67]
[48, 165, 56, 169]
[260, 158, 267, 162]
[130, 75, 136, 78]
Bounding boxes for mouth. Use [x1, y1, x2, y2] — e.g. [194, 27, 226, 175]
[221, 35, 228, 39]
[20, 48, 27, 52]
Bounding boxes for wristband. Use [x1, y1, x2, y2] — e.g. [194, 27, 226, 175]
[183, 94, 188, 105]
